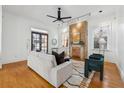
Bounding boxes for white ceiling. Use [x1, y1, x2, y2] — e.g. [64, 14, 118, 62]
[2, 5, 121, 30]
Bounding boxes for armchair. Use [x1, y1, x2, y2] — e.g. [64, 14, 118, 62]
[84, 54, 104, 81]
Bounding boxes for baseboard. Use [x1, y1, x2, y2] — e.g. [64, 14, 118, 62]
[2, 59, 27, 65]
[116, 62, 124, 82]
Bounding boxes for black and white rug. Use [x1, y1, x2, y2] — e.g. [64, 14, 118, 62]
[63, 60, 95, 88]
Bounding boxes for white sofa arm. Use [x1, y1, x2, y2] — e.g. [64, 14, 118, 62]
[50, 61, 73, 87]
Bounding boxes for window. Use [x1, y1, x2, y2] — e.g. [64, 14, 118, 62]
[31, 32, 48, 53]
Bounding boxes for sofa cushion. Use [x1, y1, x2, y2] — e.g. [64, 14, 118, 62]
[52, 51, 65, 65]
[30, 51, 57, 67]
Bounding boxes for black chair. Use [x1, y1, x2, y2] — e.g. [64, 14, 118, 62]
[84, 54, 104, 81]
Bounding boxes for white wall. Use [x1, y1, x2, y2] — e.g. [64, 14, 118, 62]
[57, 25, 67, 48]
[117, 9, 124, 81]
[88, 13, 118, 63]
[118, 18, 124, 81]
[0, 11, 55, 64]
[0, 6, 2, 68]
[0, 6, 2, 54]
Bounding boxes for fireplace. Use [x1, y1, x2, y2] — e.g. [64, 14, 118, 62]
[72, 47, 80, 58]
[70, 45, 84, 60]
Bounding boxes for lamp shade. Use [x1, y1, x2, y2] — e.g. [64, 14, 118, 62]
[99, 38, 106, 44]
[98, 37, 106, 50]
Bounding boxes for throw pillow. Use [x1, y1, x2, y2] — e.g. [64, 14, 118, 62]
[52, 51, 65, 65]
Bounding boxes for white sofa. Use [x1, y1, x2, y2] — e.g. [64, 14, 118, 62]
[27, 52, 72, 87]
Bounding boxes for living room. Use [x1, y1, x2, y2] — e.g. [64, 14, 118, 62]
[0, 5, 124, 88]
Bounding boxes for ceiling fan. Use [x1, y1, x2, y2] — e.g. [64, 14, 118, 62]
[47, 7, 72, 23]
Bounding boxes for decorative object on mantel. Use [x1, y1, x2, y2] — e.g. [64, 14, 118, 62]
[63, 59, 95, 88]
[79, 41, 85, 45]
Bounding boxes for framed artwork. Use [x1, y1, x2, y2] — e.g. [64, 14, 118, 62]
[72, 32, 80, 44]
[94, 25, 111, 50]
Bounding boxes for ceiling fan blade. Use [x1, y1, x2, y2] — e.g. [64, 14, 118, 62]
[53, 20, 58, 22]
[61, 16, 72, 19]
[47, 15, 57, 19]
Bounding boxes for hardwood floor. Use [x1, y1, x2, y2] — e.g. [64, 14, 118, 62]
[0, 61, 54, 88]
[89, 62, 124, 88]
[0, 61, 123, 88]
